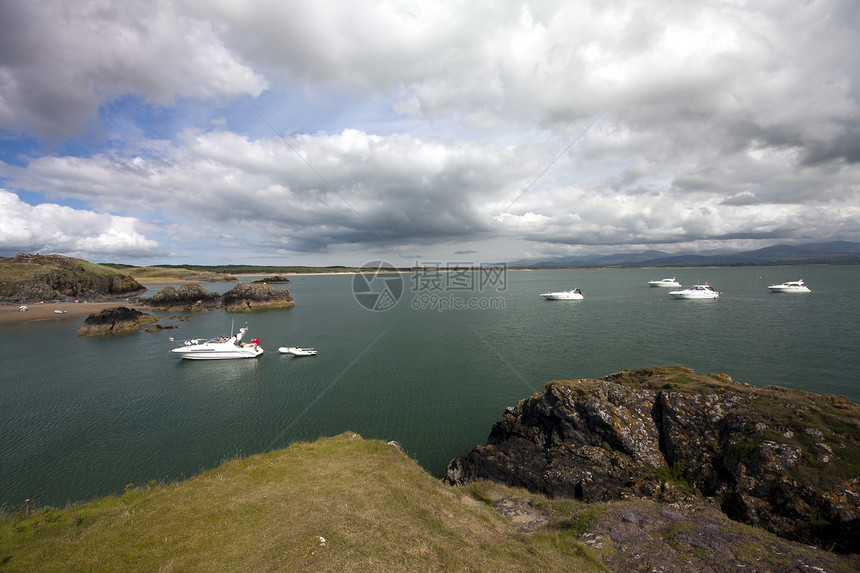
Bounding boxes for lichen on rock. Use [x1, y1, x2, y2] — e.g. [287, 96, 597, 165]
[445, 365, 860, 553]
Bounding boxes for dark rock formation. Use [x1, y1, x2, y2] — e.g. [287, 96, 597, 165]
[221, 282, 295, 311]
[76, 306, 160, 336]
[139, 283, 294, 313]
[146, 284, 221, 311]
[144, 324, 178, 332]
[0, 253, 145, 302]
[444, 366, 860, 553]
[252, 275, 291, 283]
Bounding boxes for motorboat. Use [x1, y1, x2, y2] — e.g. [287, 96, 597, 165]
[669, 284, 721, 299]
[170, 327, 263, 360]
[278, 346, 318, 356]
[768, 279, 811, 293]
[648, 277, 681, 287]
[539, 289, 584, 300]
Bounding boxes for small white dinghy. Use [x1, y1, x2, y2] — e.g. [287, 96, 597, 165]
[278, 346, 318, 356]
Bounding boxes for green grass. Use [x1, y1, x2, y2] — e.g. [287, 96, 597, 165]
[110, 264, 366, 275]
[122, 266, 235, 282]
[655, 462, 693, 492]
[552, 365, 751, 397]
[0, 434, 605, 573]
[0, 255, 127, 286]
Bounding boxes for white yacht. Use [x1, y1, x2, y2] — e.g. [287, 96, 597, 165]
[669, 284, 721, 299]
[170, 327, 263, 360]
[648, 277, 681, 287]
[540, 289, 584, 300]
[767, 279, 811, 293]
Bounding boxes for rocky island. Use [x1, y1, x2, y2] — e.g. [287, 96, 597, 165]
[444, 365, 860, 554]
[76, 306, 160, 336]
[251, 275, 291, 283]
[136, 282, 295, 312]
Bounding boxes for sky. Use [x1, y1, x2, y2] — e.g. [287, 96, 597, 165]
[1, 0, 859, 267]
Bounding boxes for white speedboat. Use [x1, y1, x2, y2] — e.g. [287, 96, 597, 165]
[278, 346, 317, 356]
[648, 277, 681, 287]
[170, 327, 263, 360]
[768, 279, 811, 293]
[540, 289, 584, 300]
[669, 284, 721, 299]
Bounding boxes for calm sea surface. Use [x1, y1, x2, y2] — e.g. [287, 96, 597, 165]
[2, 266, 859, 508]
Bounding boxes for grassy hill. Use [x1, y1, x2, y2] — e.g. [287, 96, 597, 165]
[120, 266, 237, 283]
[97, 264, 367, 283]
[0, 434, 603, 572]
[102, 263, 363, 276]
[2, 433, 855, 572]
[0, 254, 145, 302]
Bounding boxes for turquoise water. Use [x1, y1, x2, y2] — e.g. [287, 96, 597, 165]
[2, 266, 859, 508]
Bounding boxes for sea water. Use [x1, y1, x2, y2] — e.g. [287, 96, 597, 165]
[1, 265, 859, 508]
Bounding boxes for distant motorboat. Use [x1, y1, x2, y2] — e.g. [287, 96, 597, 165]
[53, 309, 68, 314]
[648, 277, 681, 288]
[278, 346, 318, 356]
[669, 284, 721, 299]
[170, 326, 263, 360]
[768, 279, 811, 293]
[539, 289, 584, 300]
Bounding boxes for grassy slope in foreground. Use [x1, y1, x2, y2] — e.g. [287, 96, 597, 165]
[0, 434, 604, 573]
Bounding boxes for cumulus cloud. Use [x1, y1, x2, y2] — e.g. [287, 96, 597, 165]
[0, 1, 266, 138]
[1, 0, 859, 264]
[0, 190, 161, 259]
[4, 129, 536, 254]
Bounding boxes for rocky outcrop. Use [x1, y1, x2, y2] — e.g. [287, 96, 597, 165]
[146, 284, 221, 311]
[252, 275, 291, 283]
[139, 283, 294, 312]
[444, 366, 860, 553]
[76, 306, 160, 336]
[221, 282, 295, 311]
[0, 253, 145, 302]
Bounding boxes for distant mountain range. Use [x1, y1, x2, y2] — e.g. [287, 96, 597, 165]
[511, 241, 860, 268]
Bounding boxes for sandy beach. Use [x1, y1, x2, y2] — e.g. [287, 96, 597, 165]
[0, 301, 140, 326]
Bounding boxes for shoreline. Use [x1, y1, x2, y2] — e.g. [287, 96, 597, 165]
[0, 301, 140, 326]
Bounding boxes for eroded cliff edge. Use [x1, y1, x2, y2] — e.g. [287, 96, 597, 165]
[444, 365, 860, 553]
